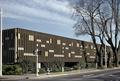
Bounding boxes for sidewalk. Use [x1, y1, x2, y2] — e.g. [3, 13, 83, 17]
[0, 67, 120, 80]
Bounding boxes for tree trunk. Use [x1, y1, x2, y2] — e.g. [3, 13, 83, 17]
[107, 51, 112, 68]
[114, 50, 119, 67]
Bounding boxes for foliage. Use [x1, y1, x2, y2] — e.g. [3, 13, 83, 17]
[2, 64, 22, 75]
[64, 67, 73, 71]
[38, 68, 46, 74]
[20, 59, 36, 73]
[43, 61, 63, 72]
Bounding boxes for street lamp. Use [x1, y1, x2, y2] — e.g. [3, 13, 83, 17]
[33, 49, 39, 76]
[0, 8, 3, 77]
[33, 48, 42, 76]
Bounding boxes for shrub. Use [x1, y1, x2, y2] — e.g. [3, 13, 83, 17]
[38, 68, 46, 74]
[2, 65, 22, 75]
[64, 67, 73, 71]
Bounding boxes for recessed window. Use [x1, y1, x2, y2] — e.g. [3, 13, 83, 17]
[85, 45, 88, 48]
[69, 44, 71, 46]
[75, 55, 82, 58]
[18, 33, 20, 39]
[57, 40, 61, 44]
[29, 35, 34, 41]
[45, 51, 48, 57]
[77, 43, 79, 47]
[62, 43, 66, 46]
[80, 45, 83, 48]
[87, 53, 90, 55]
[49, 50, 54, 53]
[54, 54, 64, 57]
[36, 39, 42, 42]
[71, 51, 75, 54]
[91, 45, 93, 49]
[18, 47, 24, 50]
[68, 53, 71, 57]
[46, 40, 49, 43]
[71, 42, 73, 46]
[65, 47, 69, 50]
[41, 44, 45, 47]
[36, 44, 38, 47]
[24, 53, 34, 56]
[89, 56, 95, 59]
[50, 38, 52, 43]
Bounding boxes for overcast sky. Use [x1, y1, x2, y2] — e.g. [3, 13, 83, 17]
[0, 0, 91, 41]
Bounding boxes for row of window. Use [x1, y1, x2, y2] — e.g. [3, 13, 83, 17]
[17, 33, 95, 49]
[23, 52, 95, 59]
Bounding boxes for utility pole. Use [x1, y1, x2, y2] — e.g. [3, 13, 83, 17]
[0, 8, 3, 76]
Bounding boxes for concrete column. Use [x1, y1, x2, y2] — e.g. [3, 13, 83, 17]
[62, 62, 64, 72]
[15, 34, 17, 63]
[38, 62, 41, 69]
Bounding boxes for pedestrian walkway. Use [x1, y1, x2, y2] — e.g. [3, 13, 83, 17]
[0, 67, 120, 80]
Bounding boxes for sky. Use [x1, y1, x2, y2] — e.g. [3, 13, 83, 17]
[0, 0, 91, 41]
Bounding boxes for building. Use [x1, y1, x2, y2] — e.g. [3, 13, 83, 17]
[3, 28, 97, 71]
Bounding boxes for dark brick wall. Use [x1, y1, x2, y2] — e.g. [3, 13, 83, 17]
[3, 28, 97, 64]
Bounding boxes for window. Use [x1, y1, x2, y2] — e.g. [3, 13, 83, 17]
[36, 44, 38, 47]
[57, 40, 61, 44]
[65, 47, 69, 50]
[62, 43, 66, 46]
[91, 45, 93, 49]
[9, 48, 15, 50]
[5, 37, 9, 40]
[45, 51, 48, 57]
[85, 45, 88, 48]
[89, 56, 95, 59]
[54, 54, 64, 57]
[71, 51, 75, 54]
[46, 40, 49, 43]
[29, 35, 34, 41]
[49, 50, 54, 53]
[50, 38, 52, 43]
[69, 44, 71, 46]
[68, 53, 71, 57]
[18, 47, 24, 50]
[75, 55, 82, 58]
[18, 33, 20, 39]
[77, 43, 79, 47]
[71, 42, 73, 46]
[41, 44, 45, 47]
[24, 53, 34, 56]
[87, 53, 90, 55]
[36, 39, 42, 42]
[80, 45, 83, 48]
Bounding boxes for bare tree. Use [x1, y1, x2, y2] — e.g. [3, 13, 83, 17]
[70, 0, 120, 67]
[70, 0, 105, 68]
[96, 0, 120, 67]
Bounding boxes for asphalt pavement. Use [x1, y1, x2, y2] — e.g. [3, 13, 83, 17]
[1, 67, 120, 81]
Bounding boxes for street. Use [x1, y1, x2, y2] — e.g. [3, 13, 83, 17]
[1, 69, 120, 81]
